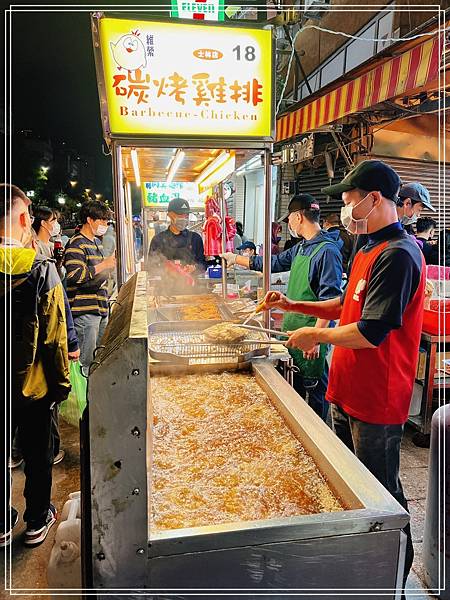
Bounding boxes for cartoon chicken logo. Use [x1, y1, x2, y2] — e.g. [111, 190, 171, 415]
[110, 30, 147, 72]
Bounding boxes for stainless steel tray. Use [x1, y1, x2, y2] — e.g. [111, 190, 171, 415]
[147, 320, 269, 365]
[155, 303, 234, 322]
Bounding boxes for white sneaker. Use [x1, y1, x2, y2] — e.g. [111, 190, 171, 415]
[8, 456, 23, 469]
[24, 504, 57, 547]
[0, 513, 19, 548]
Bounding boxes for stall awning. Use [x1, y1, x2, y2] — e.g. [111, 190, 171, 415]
[276, 36, 442, 143]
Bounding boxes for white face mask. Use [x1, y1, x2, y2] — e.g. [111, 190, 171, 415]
[51, 222, 61, 237]
[340, 194, 376, 234]
[401, 213, 418, 226]
[95, 224, 108, 237]
[175, 217, 188, 231]
[288, 212, 300, 239]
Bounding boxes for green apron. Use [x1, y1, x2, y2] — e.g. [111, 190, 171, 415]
[282, 241, 330, 379]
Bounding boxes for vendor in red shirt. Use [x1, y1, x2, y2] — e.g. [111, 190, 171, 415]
[262, 160, 425, 591]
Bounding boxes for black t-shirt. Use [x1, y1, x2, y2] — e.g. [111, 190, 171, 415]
[149, 228, 207, 271]
[344, 222, 423, 345]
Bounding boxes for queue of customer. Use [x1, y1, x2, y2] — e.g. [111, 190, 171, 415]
[1, 187, 116, 549]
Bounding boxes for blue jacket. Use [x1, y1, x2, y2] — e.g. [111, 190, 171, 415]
[62, 288, 79, 353]
[250, 230, 343, 300]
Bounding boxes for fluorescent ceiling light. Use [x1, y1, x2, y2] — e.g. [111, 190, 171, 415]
[166, 149, 176, 170]
[131, 149, 141, 187]
[166, 149, 185, 184]
[195, 151, 232, 185]
[198, 153, 235, 192]
[235, 154, 262, 175]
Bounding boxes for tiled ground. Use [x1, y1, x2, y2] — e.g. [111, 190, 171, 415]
[1, 421, 438, 599]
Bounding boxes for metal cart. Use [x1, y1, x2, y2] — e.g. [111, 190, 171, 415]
[84, 273, 409, 598]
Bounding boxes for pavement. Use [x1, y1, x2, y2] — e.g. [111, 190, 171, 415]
[0, 421, 438, 599]
[400, 429, 436, 599]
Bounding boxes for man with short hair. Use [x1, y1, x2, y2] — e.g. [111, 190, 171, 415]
[237, 240, 257, 257]
[149, 198, 207, 272]
[322, 212, 354, 273]
[64, 200, 116, 375]
[396, 181, 435, 233]
[262, 160, 425, 591]
[0, 184, 71, 547]
[415, 217, 437, 264]
[222, 194, 343, 421]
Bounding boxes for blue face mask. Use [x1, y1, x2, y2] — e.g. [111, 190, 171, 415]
[276, 236, 281, 243]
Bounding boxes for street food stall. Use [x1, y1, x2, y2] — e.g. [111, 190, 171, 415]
[86, 12, 409, 597]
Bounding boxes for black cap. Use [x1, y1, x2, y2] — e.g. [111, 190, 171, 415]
[167, 197, 190, 214]
[321, 160, 401, 202]
[278, 193, 320, 223]
[399, 182, 435, 212]
[237, 241, 257, 252]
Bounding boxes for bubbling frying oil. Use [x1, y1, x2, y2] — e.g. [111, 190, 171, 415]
[150, 372, 343, 531]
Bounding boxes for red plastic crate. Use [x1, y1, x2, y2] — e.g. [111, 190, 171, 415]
[426, 265, 450, 280]
[422, 299, 450, 335]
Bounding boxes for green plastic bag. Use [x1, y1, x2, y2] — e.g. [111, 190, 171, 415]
[59, 361, 87, 427]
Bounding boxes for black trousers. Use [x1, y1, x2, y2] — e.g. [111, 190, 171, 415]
[1, 397, 54, 531]
[331, 404, 414, 588]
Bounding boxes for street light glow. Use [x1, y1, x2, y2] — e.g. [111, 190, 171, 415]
[76, 202, 82, 207]
[27, 190, 35, 198]
[95, 193, 102, 199]
[41, 166, 49, 173]
[70, 181, 77, 188]
[57, 196, 66, 205]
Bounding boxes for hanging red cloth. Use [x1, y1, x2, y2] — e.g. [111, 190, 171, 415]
[203, 216, 222, 256]
[203, 195, 236, 255]
[225, 215, 236, 252]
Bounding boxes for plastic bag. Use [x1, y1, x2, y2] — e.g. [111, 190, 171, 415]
[59, 361, 87, 427]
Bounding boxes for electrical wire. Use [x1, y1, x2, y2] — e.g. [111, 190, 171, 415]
[276, 22, 449, 114]
[302, 22, 449, 44]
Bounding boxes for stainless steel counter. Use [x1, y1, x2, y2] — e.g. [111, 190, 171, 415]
[88, 273, 408, 598]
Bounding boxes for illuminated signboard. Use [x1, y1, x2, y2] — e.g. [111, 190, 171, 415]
[97, 17, 273, 138]
[170, 0, 225, 21]
[142, 182, 204, 208]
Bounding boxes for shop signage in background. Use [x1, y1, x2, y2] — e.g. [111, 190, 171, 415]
[98, 17, 273, 138]
[282, 134, 315, 164]
[142, 182, 204, 208]
[171, 0, 225, 21]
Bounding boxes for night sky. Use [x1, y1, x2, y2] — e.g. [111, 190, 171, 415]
[9, 3, 174, 196]
[7, 2, 256, 196]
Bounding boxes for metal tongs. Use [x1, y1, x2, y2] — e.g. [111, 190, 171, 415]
[241, 290, 283, 326]
[241, 299, 267, 326]
[238, 324, 290, 338]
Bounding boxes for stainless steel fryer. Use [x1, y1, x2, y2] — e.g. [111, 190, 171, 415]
[88, 274, 409, 597]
